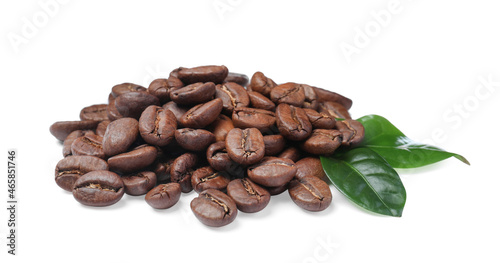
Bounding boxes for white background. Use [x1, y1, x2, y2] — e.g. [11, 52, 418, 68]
[1, 0, 499, 262]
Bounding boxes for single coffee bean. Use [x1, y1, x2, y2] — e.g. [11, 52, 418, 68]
[106, 98, 123, 121]
[295, 157, 327, 181]
[232, 107, 276, 132]
[313, 86, 353, 110]
[121, 171, 157, 196]
[335, 119, 365, 146]
[208, 114, 234, 142]
[190, 189, 237, 227]
[265, 184, 289, 196]
[180, 98, 223, 128]
[162, 101, 188, 125]
[224, 72, 249, 86]
[145, 183, 182, 209]
[111, 83, 147, 97]
[138, 106, 177, 147]
[247, 157, 296, 187]
[148, 77, 183, 103]
[177, 65, 228, 84]
[215, 82, 250, 114]
[301, 84, 319, 110]
[191, 166, 230, 193]
[270, 82, 305, 107]
[55, 155, 109, 192]
[170, 152, 198, 193]
[153, 156, 175, 183]
[95, 120, 110, 137]
[72, 170, 125, 207]
[108, 145, 158, 174]
[102, 118, 139, 157]
[169, 67, 185, 78]
[247, 91, 276, 111]
[226, 178, 270, 213]
[71, 134, 105, 159]
[275, 103, 312, 141]
[263, 134, 286, 156]
[288, 175, 332, 212]
[300, 129, 342, 155]
[79, 104, 109, 121]
[247, 71, 277, 96]
[115, 91, 160, 119]
[206, 141, 234, 171]
[63, 130, 95, 157]
[50, 120, 100, 141]
[175, 128, 215, 152]
[318, 101, 351, 120]
[303, 108, 336, 129]
[225, 128, 265, 166]
[170, 82, 216, 105]
[278, 147, 301, 162]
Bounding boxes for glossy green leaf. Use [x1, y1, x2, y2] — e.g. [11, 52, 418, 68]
[357, 115, 469, 168]
[321, 148, 406, 217]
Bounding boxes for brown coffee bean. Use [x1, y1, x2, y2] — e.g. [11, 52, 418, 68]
[318, 101, 351, 120]
[121, 171, 157, 196]
[108, 145, 158, 174]
[224, 72, 249, 86]
[227, 178, 270, 213]
[79, 104, 108, 121]
[102, 118, 139, 157]
[295, 157, 327, 181]
[303, 108, 336, 129]
[115, 91, 160, 119]
[314, 86, 353, 110]
[288, 176, 332, 212]
[301, 129, 342, 155]
[278, 147, 301, 162]
[335, 119, 365, 146]
[148, 77, 183, 103]
[206, 141, 234, 172]
[72, 170, 125, 207]
[106, 98, 123, 121]
[153, 157, 175, 183]
[225, 128, 265, 166]
[275, 103, 312, 141]
[301, 84, 319, 110]
[71, 134, 105, 159]
[263, 134, 286, 156]
[190, 189, 237, 227]
[215, 82, 250, 114]
[170, 152, 198, 193]
[175, 128, 215, 152]
[145, 183, 182, 209]
[162, 101, 189, 125]
[111, 83, 146, 98]
[63, 130, 95, 157]
[247, 91, 276, 111]
[232, 107, 276, 132]
[270, 82, 305, 107]
[265, 184, 289, 196]
[177, 65, 228, 84]
[50, 120, 100, 141]
[191, 166, 230, 193]
[247, 157, 296, 187]
[55, 155, 109, 192]
[180, 98, 223, 128]
[208, 114, 235, 142]
[247, 71, 277, 96]
[138, 106, 177, 147]
[95, 120, 110, 137]
[170, 82, 216, 105]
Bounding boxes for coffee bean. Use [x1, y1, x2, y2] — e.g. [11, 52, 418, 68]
[208, 114, 234, 142]
[63, 130, 95, 157]
[190, 189, 237, 227]
[295, 157, 327, 181]
[171, 82, 216, 105]
[288, 176, 332, 212]
[115, 91, 160, 119]
[72, 170, 125, 207]
[55, 155, 109, 191]
[170, 152, 198, 193]
[121, 171, 157, 196]
[335, 119, 365, 146]
[106, 98, 123, 121]
[145, 183, 182, 209]
[148, 77, 183, 103]
[215, 82, 250, 114]
[79, 104, 108, 121]
[232, 107, 276, 132]
[111, 83, 146, 98]
[247, 91, 276, 111]
[50, 120, 100, 141]
[247, 157, 296, 187]
[301, 129, 342, 155]
[180, 98, 223, 128]
[270, 82, 305, 107]
[162, 101, 188, 125]
[225, 128, 265, 166]
[206, 141, 234, 172]
[301, 84, 319, 110]
[71, 134, 105, 159]
[265, 184, 289, 196]
[138, 106, 177, 147]
[247, 71, 277, 96]
[303, 108, 336, 129]
[95, 120, 110, 137]
[153, 156, 175, 183]
[224, 72, 249, 87]
[102, 118, 139, 157]
[263, 134, 286, 156]
[227, 178, 270, 213]
[318, 101, 351, 120]
[314, 86, 353, 110]
[278, 147, 301, 162]
[177, 65, 228, 84]
[191, 166, 230, 193]
[275, 103, 312, 141]
[108, 145, 158, 174]
[175, 128, 215, 152]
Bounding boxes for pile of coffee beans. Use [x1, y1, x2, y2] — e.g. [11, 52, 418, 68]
[50, 65, 364, 227]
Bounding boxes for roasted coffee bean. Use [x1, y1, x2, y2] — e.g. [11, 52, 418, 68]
[63, 130, 95, 157]
[148, 77, 183, 103]
[106, 98, 123, 121]
[263, 134, 286, 156]
[115, 91, 160, 119]
[232, 107, 276, 132]
[50, 120, 100, 141]
[153, 157, 175, 183]
[278, 147, 301, 162]
[145, 183, 182, 209]
[72, 170, 125, 207]
[191, 166, 230, 193]
[314, 86, 353, 110]
[288, 176, 332, 212]
[121, 171, 157, 196]
[171, 82, 216, 105]
[80, 104, 108, 121]
[162, 101, 188, 125]
[208, 114, 234, 142]
[226, 178, 270, 213]
[206, 141, 234, 171]
[95, 120, 110, 137]
[303, 108, 336, 129]
[71, 134, 105, 159]
[102, 118, 139, 157]
[190, 189, 237, 227]
[180, 98, 223, 128]
[175, 128, 215, 152]
[301, 129, 342, 155]
[318, 101, 351, 120]
[108, 145, 158, 174]
[111, 83, 146, 98]
[225, 128, 265, 166]
[224, 72, 249, 86]
[295, 157, 327, 181]
[275, 103, 312, 141]
[169, 67, 184, 78]
[265, 184, 289, 196]
[247, 157, 296, 187]
[177, 65, 228, 84]
[138, 106, 177, 147]
[170, 152, 198, 193]
[335, 119, 365, 146]
[215, 82, 250, 114]
[55, 156, 109, 191]
[270, 82, 305, 107]
[247, 71, 277, 96]
[301, 84, 319, 110]
[247, 91, 276, 111]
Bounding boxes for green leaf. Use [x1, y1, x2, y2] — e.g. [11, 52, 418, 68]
[357, 115, 470, 168]
[321, 148, 406, 217]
